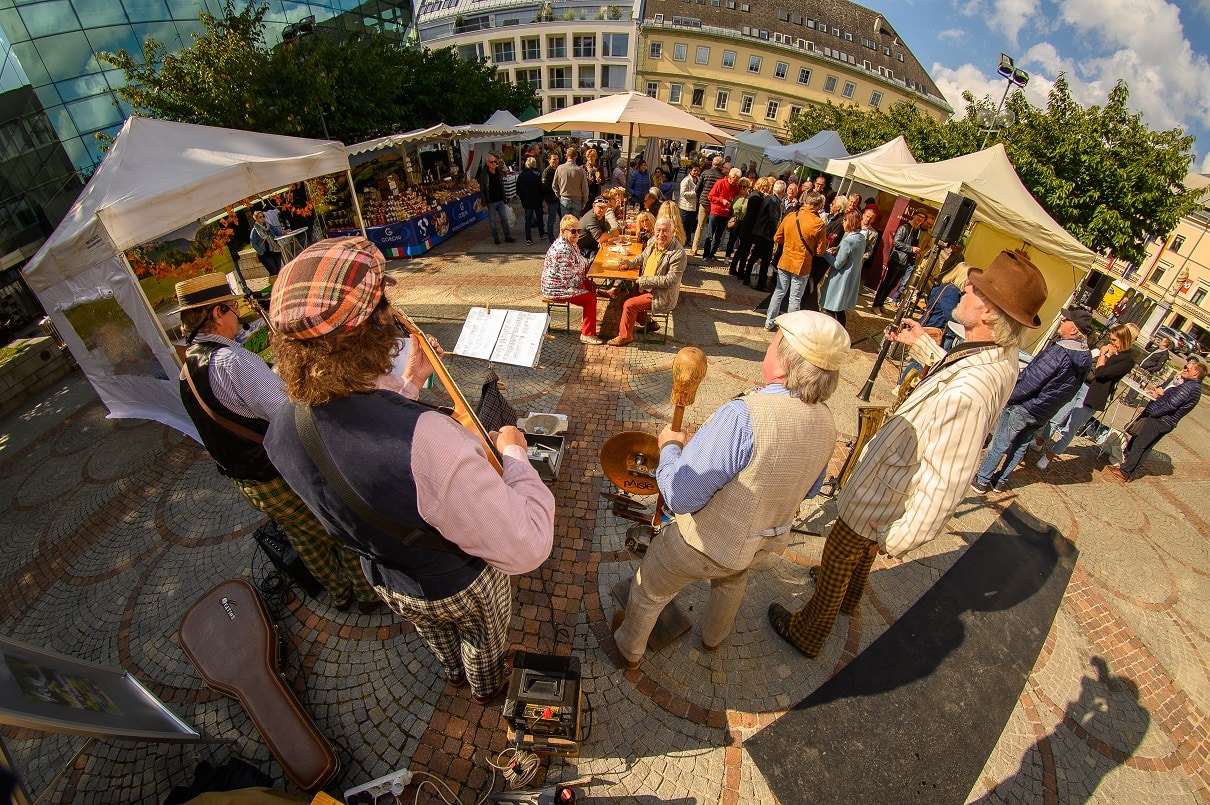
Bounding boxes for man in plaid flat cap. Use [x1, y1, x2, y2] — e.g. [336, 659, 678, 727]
[174, 273, 383, 614]
[264, 237, 554, 706]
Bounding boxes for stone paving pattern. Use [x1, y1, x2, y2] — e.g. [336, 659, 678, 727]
[1, 219, 1207, 804]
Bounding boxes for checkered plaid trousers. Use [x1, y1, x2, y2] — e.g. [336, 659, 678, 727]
[786, 517, 878, 656]
[235, 475, 378, 606]
[374, 566, 511, 701]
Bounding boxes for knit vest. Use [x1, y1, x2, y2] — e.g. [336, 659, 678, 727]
[180, 343, 277, 483]
[264, 391, 485, 600]
[676, 393, 836, 570]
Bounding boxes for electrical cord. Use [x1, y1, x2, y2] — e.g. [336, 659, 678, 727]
[410, 770, 460, 804]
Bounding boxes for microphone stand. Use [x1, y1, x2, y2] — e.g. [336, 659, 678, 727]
[857, 240, 945, 402]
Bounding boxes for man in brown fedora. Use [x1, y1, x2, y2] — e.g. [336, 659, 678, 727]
[175, 273, 382, 614]
[768, 250, 1046, 658]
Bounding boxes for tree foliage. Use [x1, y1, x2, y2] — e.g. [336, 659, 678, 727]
[98, 1, 537, 143]
[785, 78, 1198, 263]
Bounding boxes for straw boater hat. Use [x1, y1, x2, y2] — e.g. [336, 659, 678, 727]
[172, 273, 236, 314]
[967, 251, 1048, 328]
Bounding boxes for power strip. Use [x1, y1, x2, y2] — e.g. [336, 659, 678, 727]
[343, 768, 413, 803]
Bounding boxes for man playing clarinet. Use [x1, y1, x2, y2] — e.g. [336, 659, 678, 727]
[264, 238, 555, 706]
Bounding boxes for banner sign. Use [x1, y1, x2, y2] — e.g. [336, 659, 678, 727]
[332, 192, 489, 257]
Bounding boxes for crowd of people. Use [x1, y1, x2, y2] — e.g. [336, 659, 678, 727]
[174, 138, 1204, 712]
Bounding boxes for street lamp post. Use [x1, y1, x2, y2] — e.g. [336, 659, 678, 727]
[978, 53, 1029, 149]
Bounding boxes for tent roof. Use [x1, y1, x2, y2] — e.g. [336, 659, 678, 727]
[733, 129, 780, 148]
[463, 110, 543, 144]
[852, 143, 1095, 268]
[821, 135, 916, 177]
[23, 116, 349, 291]
[763, 130, 850, 169]
[347, 122, 521, 155]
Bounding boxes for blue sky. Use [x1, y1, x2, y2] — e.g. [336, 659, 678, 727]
[888, 0, 1210, 175]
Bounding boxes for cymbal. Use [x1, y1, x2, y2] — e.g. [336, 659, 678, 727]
[600, 431, 661, 495]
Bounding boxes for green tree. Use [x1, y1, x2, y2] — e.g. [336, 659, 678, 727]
[99, 2, 537, 143]
[1000, 76, 1197, 264]
[784, 81, 1197, 263]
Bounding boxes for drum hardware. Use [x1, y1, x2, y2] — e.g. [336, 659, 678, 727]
[599, 347, 708, 650]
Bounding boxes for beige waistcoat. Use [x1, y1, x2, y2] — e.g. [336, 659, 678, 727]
[676, 393, 836, 570]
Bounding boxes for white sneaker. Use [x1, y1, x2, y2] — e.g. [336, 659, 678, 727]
[1035, 455, 1049, 469]
[580, 334, 604, 345]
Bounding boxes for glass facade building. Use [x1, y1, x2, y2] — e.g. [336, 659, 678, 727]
[0, 0, 410, 326]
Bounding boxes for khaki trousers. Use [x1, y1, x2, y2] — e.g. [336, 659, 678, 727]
[614, 521, 758, 663]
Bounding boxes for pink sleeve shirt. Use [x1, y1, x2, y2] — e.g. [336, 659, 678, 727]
[374, 374, 555, 575]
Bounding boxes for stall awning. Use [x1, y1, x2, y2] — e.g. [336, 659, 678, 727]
[348, 123, 522, 155]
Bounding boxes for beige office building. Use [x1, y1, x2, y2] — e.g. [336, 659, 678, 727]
[635, 0, 950, 138]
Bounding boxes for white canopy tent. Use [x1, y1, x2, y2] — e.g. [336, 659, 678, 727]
[850, 143, 1096, 350]
[726, 129, 781, 173]
[822, 135, 917, 183]
[21, 117, 353, 438]
[459, 110, 544, 175]
[763, 130, 850, 170]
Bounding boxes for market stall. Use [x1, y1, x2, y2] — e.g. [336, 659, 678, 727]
[330, 123, 518, 258]
[20, 117, 355, 437]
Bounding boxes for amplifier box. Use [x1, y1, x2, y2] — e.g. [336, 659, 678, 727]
[524, 433, 566, 483]
[502, 652, 582, 756]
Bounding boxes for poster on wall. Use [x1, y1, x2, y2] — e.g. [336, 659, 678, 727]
[0, 636, 204, 742]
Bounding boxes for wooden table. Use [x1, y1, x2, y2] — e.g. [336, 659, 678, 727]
[587, 240, 643, 283]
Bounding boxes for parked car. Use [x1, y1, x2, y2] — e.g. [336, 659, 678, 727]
[697, 145, 724, 161]
[1150, 326, 1196, 355]
[583, 138, 611, 154]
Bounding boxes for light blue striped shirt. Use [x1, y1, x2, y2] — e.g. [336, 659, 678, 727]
[192, 334, 285, 422]
[656, 384, 826, 514]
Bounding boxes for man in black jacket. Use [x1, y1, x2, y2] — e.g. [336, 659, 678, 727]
[691, 156, 725, 255]
[476, 153, 514, 245]
[516, 156, 545, 245]
[541, 152, 561, 245]
[872, 210, 925, 315]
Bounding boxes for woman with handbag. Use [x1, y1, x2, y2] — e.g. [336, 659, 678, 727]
[764, 191, 827, 331]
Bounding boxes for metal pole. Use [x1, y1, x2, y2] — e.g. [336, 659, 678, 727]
[980, 79, 1015, 150]
[347, 168, 368, 238]
[857, 241, 944, 401]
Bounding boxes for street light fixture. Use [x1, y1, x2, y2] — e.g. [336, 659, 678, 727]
[980, 53, 1029, 149]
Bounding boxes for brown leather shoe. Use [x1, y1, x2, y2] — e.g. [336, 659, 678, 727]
[358, 600, 384, 614]
[610, 609, 641, 670]
[607, 336, 633, 347]
[1105, 466, 1132, 483]
[471, 679, 508, 706]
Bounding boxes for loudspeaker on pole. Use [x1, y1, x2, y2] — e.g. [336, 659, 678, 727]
[930, 192, 977, 244]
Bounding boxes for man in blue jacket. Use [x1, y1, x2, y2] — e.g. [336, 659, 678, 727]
[972, 307, 1093, 493]
[1109, 359, 1205, 482]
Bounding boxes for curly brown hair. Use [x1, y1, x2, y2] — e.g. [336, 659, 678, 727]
[271, 301, 399, 405]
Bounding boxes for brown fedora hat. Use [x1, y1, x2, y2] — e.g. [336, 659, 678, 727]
[968, 251, 1047, 327]
[173, 273, 237, 313]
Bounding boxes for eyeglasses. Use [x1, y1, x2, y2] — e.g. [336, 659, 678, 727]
[216, 303, 232, 315]
[486, 160, 497, 165]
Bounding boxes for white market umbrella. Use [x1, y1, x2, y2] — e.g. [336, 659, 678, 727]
[526, 92, 733, 191]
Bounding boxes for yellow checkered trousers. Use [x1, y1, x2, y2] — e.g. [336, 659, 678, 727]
[786, 517, 878, 656]
[235, 475, 378, 606]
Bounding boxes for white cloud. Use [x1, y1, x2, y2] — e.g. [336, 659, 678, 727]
[1045, 0, 1210, 131]
[938, 28, 966, 43]
[931, 62, 1007, 111]
[957, 0, 986, 16]
[991, 0, 1041, 47]
[1201, 152, 1210, 172]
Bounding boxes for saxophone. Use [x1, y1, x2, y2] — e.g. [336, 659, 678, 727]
[826, 365, 921, 495]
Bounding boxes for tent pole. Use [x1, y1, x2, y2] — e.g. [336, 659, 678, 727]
[346, 168, 368, 237]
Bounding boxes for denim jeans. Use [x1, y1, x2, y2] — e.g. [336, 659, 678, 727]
[487, 199, 511, 240]
[559, 198, 581, 218]
[1049, 405, 1097, 456]
[523, 206, 543, 241]
[976, 404, 1040, 488]
[765, 269, 808, 328]
[546, 203, 560, 244]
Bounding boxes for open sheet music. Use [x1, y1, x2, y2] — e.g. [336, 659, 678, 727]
[452, 307, 548, 368]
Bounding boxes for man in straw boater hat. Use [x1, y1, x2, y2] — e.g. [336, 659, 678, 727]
[262, 237, 554, 706]
[610, 311, 850, 670]
[768, 250, 1047, 658]
[175, 273, 383, 614]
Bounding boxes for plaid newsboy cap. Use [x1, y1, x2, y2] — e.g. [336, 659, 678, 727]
[269, 237, 392, 340]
